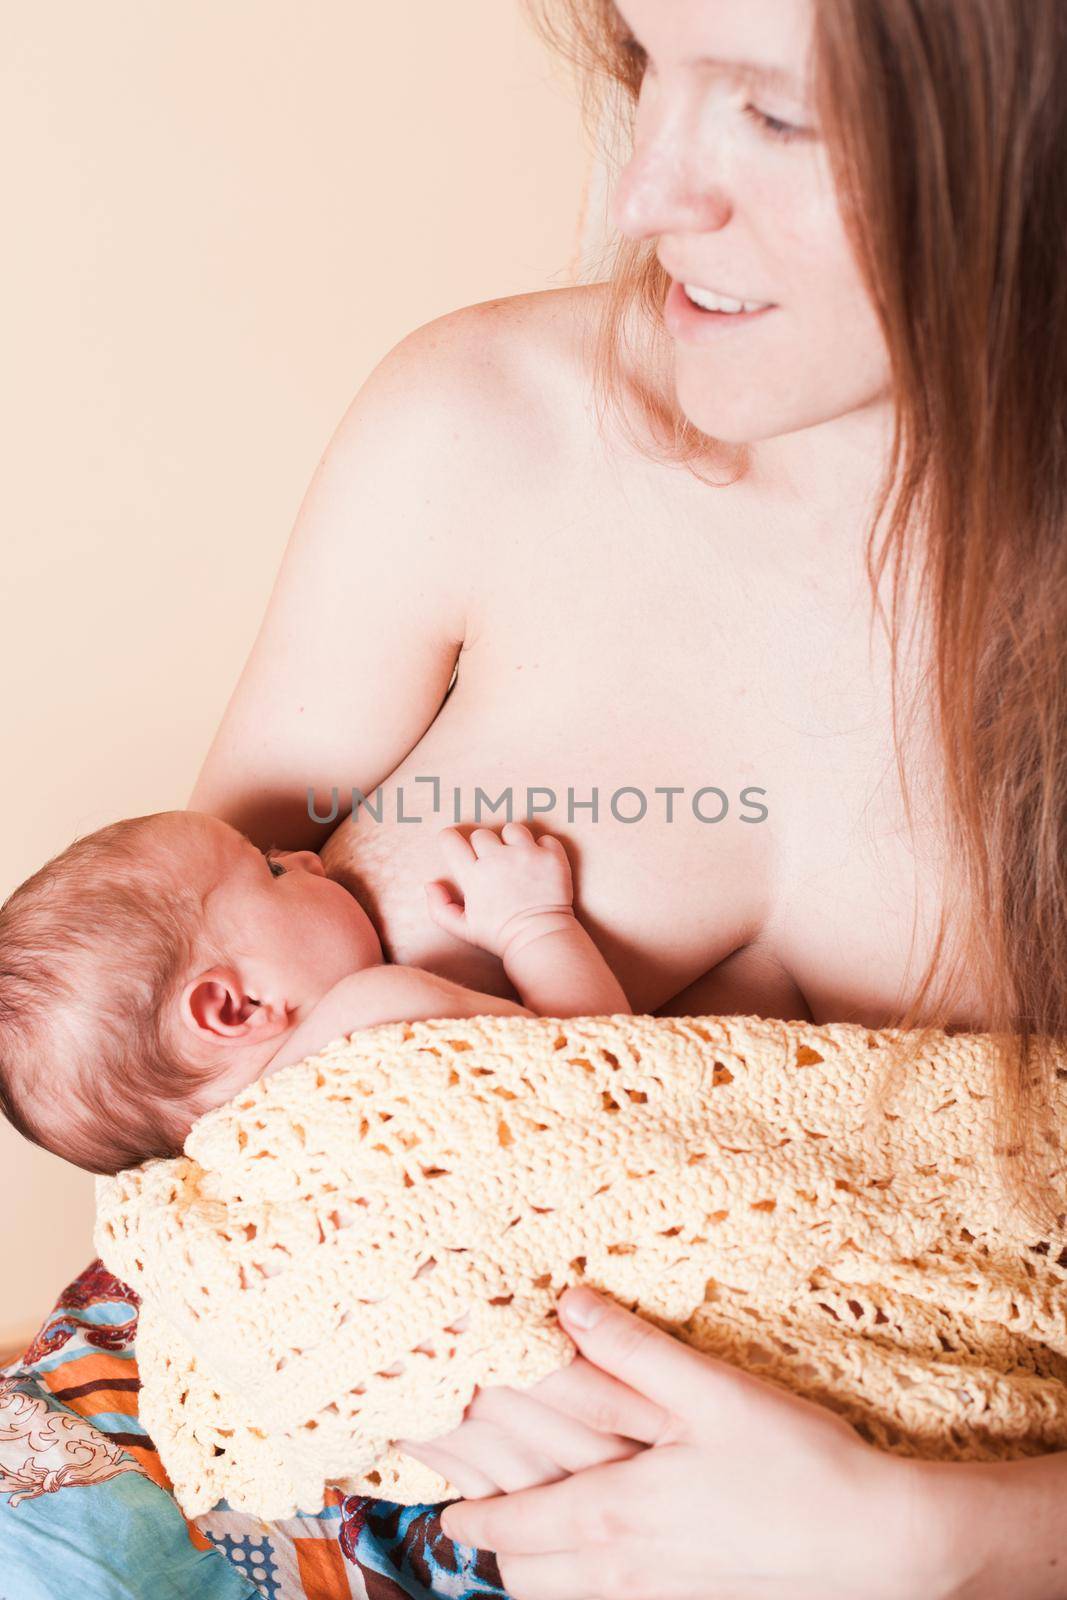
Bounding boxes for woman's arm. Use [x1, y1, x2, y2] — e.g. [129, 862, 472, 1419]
[187, 306, 500, 852]
[915, 1450, 1067, 1599]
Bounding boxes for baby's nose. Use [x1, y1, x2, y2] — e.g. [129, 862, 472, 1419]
[285, 849, 325, 877]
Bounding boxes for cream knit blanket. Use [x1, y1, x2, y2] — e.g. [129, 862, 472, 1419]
[93, 1012, 1067, 1521]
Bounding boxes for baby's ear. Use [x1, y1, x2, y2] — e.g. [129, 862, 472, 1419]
[178, 966, 283, 1041]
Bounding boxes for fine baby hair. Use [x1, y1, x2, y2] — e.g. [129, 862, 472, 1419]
[0, 813, 224, 1175]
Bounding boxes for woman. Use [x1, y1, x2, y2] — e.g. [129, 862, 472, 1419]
[190, 0, 1067, 1592]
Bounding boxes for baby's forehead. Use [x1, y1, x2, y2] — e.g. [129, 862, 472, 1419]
[153, 815, 252, 930]
[155, 812, 241, 874]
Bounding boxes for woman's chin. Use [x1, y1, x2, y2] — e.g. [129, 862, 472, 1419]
[671, 340, 894, 450]
[672, 375, 790, 449]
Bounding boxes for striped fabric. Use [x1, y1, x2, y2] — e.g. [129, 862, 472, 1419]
[1, 1261, 509, 1599]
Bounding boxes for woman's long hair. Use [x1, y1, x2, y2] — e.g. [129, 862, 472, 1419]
[526, 0, 1067, 1235]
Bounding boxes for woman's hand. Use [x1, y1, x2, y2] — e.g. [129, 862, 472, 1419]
[396, 1343, 655, 1500]
[411, 1287, 944, 1600]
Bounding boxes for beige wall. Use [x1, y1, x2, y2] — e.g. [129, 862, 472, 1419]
[0, 2, 594, 1349]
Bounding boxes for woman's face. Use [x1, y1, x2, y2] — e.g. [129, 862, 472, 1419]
[608, 0, 891, 445]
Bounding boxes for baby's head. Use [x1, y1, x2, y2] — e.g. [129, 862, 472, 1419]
[0, 811, 381, 1175]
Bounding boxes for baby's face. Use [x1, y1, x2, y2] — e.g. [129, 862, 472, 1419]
[180, 812, 382, 1004]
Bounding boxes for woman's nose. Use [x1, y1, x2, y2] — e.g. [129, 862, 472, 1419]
[609, 118, 733, 242]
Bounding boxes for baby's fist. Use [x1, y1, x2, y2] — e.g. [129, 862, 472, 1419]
[425, 822, 574, 962]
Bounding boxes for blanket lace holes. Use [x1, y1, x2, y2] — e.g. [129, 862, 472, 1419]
[743, 1341, 773, 1366]
[252, 1246, 291, 1279]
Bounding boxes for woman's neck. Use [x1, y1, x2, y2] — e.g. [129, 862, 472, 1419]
[740, 393, 897, 524]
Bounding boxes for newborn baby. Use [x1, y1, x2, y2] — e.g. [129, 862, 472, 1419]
[0, 811, 630, 1174]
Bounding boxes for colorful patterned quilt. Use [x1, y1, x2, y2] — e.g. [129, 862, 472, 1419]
[0, 1261, 508, 1599]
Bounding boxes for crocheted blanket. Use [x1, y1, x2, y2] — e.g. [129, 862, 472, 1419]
[93, 1012, 1067, 1522]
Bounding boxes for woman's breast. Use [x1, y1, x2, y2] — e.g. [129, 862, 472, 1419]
[320, 637, 775, 1014]
[320, 486, 982, 1028]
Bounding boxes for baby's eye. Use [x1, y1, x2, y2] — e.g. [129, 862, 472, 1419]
[266, 854, 287, 878]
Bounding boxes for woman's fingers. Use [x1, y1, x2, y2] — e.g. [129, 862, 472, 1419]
[398, 1417, 564, 1494]
[443, 1453, 641, 1555]
[525, 1353, 676, 1447]
[466, 1381, 647, 1476]
[496, 1545, 632, 1600]
[394, 1434, 500, 1500]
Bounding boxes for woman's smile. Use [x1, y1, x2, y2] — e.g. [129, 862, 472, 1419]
[664, 276, 778, 341]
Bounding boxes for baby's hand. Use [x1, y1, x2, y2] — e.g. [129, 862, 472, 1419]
[425, 823, 575, 962]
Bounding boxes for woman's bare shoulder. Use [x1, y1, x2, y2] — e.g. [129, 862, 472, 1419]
[390, 283, 612, 462]
[411, 281, 605, 376]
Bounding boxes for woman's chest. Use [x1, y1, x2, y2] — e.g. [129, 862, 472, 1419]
[494, 587, 962, 1010]
[323, 483, 977, 1027]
